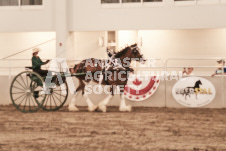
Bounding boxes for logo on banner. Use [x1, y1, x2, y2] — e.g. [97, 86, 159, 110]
[172, 77, 216, 107]
[124, 75, 160, 101]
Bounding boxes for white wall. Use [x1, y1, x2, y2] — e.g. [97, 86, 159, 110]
[73, 31, 106, 60]
[71, 29, 226, 76]
[0, 0, 54, 32]
[117, 30, 138, 49]
[0, 32, 56, 75]
[138, 29, 226, 60]
[1, 0, 226, 32]
[70, 0, 226, 31]
[71, 29, 226, 62]
[2, 29, 225, 67]
[0, 32, 56, 60]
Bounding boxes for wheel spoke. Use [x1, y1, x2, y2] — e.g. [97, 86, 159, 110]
[18, 95, 27, 106]
[23, 97, 28, 111]
[14, 93, 26, 101]
[12, 92, 26, 94]
[44, 95, 49, 108]
[53, 91, 66, 97]
[49, 94, 52, 109]
[51, 94, 58, 107]
[52, 94, 62, 104]
[13, 86, 25, 91]
[15, 79, 26, 89]
[20, 75, 27, 89]
[31, 95, 36, 106]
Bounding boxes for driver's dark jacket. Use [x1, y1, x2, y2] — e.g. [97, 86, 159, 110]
[32, 56, 45, 69]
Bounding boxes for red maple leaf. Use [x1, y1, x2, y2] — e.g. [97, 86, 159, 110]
[133, 78, 142, 86]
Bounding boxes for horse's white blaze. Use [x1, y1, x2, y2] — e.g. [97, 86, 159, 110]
[98, 95, 113, 112]
[83, 94, 97, 112]
[119, 95, 132, 112]
[98, 74, 103, 90]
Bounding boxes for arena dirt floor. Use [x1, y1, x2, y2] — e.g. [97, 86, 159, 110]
[1, 105, 226, 151]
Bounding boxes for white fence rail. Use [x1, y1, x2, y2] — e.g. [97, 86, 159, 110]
[0, 58, 226, 108]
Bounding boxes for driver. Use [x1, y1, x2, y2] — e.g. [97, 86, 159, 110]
[32, 48, 50, 77]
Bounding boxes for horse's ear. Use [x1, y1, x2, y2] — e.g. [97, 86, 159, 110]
[133, 43, 137, 46]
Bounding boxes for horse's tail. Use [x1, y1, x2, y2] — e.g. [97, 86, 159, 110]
[73, 64, 78, 70]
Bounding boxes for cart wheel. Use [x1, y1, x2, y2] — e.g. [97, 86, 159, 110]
[41, 81, 68, 111]
[10, 71, 46, 113]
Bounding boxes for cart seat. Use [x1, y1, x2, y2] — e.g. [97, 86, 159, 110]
[25, 66, 33, 70]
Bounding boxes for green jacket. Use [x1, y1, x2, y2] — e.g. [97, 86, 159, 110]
[32, 56, 45, 69]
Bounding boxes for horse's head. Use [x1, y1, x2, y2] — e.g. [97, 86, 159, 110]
[129, 44, 146, 64]
[114, 44, 146, 67]
[196, 80, 202, 86]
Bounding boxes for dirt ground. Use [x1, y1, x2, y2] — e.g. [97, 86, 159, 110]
[1, 105, 226, 151]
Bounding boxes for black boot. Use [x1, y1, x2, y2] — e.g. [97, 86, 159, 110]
[33, 91, 39, 98]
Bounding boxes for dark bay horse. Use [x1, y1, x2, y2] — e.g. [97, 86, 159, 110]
[68, 44, 145, 112]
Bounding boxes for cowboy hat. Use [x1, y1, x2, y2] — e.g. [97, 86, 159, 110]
[217, 59, 225, 64]
[32, 48, 41, 53]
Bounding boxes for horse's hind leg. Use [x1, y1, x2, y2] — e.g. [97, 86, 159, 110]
[68, 85, 82, 112]
[98, 85, 115, 112]
[119, 86, 132, 112]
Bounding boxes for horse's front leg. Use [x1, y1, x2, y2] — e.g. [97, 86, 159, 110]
[83, 93, 97, 112]
[119, 86, 132, 112]
[98, 85, 114, 112]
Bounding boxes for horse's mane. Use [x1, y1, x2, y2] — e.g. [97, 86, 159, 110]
[114, 44, 137, 58]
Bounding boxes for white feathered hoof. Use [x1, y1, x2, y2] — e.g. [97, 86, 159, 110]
[68, 104, 79, 112]
[98, 105, 107, 113]
[88, 105, 97, 112]
[119, 105, 132, 112]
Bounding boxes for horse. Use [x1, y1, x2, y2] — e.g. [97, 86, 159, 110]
[68, 43, 145, 112]
[184, 80, 202, 100]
